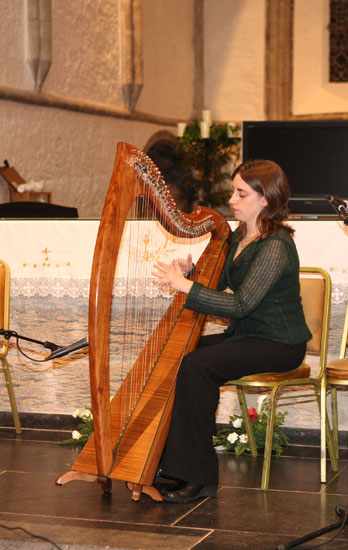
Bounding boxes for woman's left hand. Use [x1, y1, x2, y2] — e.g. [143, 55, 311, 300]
[152, 259, 193, 294]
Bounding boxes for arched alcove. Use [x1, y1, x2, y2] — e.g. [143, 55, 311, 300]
[144, 131, 191, 212]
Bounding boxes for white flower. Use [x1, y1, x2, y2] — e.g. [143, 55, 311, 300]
[80, 409, 92, 419]
[239, 434, 248, 444]
[72, 430, 82, 440]
[72, 408, 92, 420]
[232, 417, 242, 428]
[227, 432, 239, 444]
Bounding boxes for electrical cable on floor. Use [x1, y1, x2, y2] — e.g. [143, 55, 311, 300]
[0, 523, 63, 549]
[273, 505, 348, 550]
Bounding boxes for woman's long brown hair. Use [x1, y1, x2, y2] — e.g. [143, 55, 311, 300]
[232, 159, 294, 241]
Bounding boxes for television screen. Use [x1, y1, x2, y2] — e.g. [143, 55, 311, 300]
[242, 121, 348, 200]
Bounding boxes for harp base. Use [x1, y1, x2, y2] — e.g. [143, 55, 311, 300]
[55, 471, 162, 502]
[55, 470, 98, 486]
[55, 471, 112, 493]
[127, 482, 163, 502]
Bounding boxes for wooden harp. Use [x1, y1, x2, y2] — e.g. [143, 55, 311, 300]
[56, 142, 231, 501]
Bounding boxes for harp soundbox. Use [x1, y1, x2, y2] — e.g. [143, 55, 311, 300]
[56, 142, 232, 501]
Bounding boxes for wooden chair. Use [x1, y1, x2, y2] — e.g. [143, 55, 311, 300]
[224, 267, 338, 490]
[324, 297, 348, 479]
[0, 259, 21, 434]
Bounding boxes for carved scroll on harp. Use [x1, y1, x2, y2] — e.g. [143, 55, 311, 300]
[55, 142, 232, 501]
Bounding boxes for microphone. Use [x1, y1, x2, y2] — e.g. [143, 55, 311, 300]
[325, 195, 348, 225]
[46, 337, 88, 360]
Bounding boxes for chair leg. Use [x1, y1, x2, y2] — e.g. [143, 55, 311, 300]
[320, 376, 327, 483]
[261, 386, 278, 491]
[1, 355, 21, 434]
[316, 381, 338, 484]
[325, 413, 338, 472]
[236, 388, 258, 457]
[331, 387, 339, 461]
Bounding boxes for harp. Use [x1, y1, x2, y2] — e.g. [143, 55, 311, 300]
[56, 142, 232, 501]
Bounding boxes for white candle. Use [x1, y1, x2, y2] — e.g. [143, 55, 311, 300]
[200, 121, 210, 139]
[227, 122, 236, 138]
[177, 122, 187, 137]
[202, 110, 212, 126]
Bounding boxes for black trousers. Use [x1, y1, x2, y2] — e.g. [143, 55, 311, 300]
[161, 333, 307, 486]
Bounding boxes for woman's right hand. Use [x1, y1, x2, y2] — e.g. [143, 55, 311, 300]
[152, 259, 193, 294]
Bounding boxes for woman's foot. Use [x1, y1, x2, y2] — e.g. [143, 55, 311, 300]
[161, 482, 217, 503]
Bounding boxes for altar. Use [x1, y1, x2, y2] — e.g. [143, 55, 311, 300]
[3, 218, 348, 300]
[1, 218, 348, 432]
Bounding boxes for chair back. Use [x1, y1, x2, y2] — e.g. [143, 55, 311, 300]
[338, 300, 348, 360]
[300, 267, 331, 377]
[0, 260, 10, 355]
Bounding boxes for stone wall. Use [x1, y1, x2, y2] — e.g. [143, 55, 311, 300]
[0, 0, 346, 219]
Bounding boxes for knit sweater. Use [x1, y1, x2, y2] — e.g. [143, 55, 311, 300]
[185, 227, 312, 345]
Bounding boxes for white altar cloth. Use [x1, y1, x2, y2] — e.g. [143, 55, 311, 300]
[1, 219, 347, 302]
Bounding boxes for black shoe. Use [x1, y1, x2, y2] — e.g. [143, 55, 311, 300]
[161, 482, 217, 503]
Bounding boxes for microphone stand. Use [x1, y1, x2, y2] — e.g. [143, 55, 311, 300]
[0, 329, 60, 352]
[325, 195, 348, 225]
[272, 505, 348, 549]
[0, 329, 88, 362]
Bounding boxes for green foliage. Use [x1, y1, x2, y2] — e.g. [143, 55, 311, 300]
[213, 402, 289, 457]
[178, 121, 241, 210]
[59, 408, 93, 450]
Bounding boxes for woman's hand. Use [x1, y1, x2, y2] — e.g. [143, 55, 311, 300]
[152, 258, 193, 294]
[223, 287, 234, 294]
[173, 253, 194, 276]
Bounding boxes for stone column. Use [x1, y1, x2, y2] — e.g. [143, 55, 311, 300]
[25, 0, 52, 90]
[120, 0, 144, 112]
[192, 0, 204, 119]
[37, 0, 52, 90]
[264, 0, 294, 119]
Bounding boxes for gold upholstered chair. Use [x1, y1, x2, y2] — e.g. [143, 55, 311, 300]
[224, 267, 337, 490]
[324, 297, 348, 479]
[0, 259, 21, 434]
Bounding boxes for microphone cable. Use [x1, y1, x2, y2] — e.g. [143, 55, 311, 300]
[0, 522, 63, 549]
[16, 334, 54, 363]
[0, 329, 60, 363]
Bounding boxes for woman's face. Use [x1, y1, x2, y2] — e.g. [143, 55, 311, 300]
[229, 173, 268, 225]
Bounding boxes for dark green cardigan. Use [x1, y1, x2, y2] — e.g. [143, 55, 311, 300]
[185, 227, 312, 345]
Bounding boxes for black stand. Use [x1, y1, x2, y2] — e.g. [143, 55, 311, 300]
[0, 328, 60, 352]
[326, 195, 348, 225]
[0, 329, 88, 362]
[0, 328, 62, 362]
[273, 506, 348, 549]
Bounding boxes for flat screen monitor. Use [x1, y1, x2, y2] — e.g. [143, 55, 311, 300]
[242, 121, 348, 200]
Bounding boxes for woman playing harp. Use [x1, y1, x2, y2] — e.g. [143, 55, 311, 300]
[153, 159, 311, 503]
[56, 142, 231, 502]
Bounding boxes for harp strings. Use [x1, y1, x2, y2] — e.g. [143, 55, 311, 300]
[111, 149, 207, 444]
[112, 169, 174, 437]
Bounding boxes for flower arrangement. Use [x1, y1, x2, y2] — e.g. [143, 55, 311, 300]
[178, 121, 241, 211]
[59, 398, 288, 458]
[213, 398, 289, 457]
[59, 408, 93, 450]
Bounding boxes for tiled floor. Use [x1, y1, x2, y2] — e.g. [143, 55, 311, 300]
[1, 428, 348, 549]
